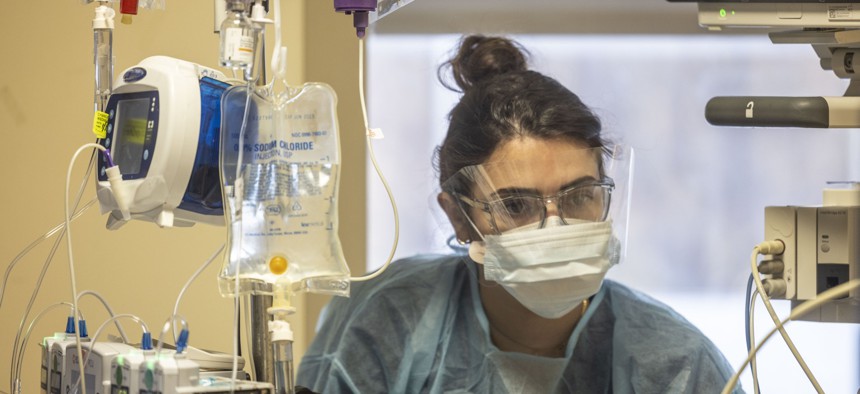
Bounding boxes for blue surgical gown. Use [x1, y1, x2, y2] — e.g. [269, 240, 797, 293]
[297, 254, 742, 393]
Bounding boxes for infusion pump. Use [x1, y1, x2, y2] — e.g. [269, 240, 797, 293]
[96, 56, 231, 229]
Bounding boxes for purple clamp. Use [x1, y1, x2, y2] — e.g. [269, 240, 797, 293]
[333, 0, 378, 38]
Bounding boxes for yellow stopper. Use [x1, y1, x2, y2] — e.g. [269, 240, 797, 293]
[269, 256, 288, 275]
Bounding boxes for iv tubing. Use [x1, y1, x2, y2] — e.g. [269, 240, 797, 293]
[12, 302, 74, 391]
[270, 0, 285, 84]
[232, 280, 240, 392]
[0, 198, 96, 311]
[72, 314, 149, 392]
[172, 244, 225, 342]
[749, 246, 821, 392]
[721, 279, 860, 394]
[155, 315, 189, 356]
[77, 290, 130, 343]
[65, 143, 108, 394]
[352, 37, 400, 282]
[8, 149, 97, 394]
[229, 81, 254, 393]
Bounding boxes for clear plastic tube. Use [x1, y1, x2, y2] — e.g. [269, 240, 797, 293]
[155, 315, 189, 356]
[0, 198, 96, 312]
[9, 149, 97, 394]
[230, 82, 254, 392]
[12, 302, 74, 393]
[65, 143, 108, 394]
[77, 290, 129, 343]
[351, 38, 399, 282]
[172, 244, 224, 342]
[94, 28, 113, 111]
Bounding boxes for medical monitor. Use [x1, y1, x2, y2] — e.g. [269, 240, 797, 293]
[668, 1, 860, 29]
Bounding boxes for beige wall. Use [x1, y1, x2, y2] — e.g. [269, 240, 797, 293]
[0, 1, 363, 392]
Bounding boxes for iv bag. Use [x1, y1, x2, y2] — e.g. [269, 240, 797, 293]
[218, 82, 349, 298]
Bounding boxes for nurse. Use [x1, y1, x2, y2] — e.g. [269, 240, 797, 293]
[297, 35, 741, 393]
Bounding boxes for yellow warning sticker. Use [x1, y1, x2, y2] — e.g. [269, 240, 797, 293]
[93, 111, 109, 139]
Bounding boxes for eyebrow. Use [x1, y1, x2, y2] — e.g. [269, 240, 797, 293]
[489, 175, 599, 199]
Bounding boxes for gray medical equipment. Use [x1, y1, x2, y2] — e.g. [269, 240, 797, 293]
[670, 0, 860, 128]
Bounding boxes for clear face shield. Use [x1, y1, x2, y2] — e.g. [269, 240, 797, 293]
[442, 144, 633, 263]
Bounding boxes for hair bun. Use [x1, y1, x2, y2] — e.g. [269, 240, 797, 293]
[442, 35, 529, 92]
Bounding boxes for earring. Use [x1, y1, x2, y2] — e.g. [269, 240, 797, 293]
[457, 238, 470, 245]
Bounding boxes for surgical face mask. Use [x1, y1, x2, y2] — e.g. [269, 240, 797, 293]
[469, 217, 618, 319]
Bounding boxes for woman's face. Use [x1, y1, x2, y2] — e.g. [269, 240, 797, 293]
[443, 137, 603, 239]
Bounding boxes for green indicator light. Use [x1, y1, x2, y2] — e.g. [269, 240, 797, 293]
[144, 369, 154, 389]
[719, 8, 727, 17]
[115, 365, 123, 385]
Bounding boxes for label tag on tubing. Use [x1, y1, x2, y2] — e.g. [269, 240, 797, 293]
[93, 111, 109, 139]
[367, 128, 384, 139]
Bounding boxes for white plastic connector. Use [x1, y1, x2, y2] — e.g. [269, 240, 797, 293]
[105, 166, 131, 220]
[157, 209, 174, 228]
[763, 279, 787, 297]
[268, 319, 293, 342]
[93, 4, 116, 30]
[757, 259, 785, 275]
[250, 1, 273, 24]
[757, 240, 785, 255]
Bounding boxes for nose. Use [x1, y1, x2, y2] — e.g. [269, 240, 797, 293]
[544, 197, 561, 217]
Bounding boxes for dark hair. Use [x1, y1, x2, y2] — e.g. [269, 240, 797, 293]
[435, 35, 610, 191]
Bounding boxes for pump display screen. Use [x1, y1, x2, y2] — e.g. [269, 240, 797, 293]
[70, 370, 97, 394]
[114, 98, 151, 175]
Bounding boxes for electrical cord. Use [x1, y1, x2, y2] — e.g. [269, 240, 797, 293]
[750, 244, 822, 393]
[351, 37, 400, 282]
[722, 279, 860, 394]
[746, 280, 760, 394]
